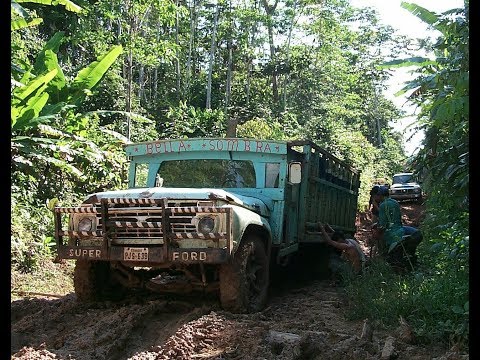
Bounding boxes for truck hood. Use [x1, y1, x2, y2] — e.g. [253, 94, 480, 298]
[391, 182, 420, 189]
[84, 187, 270, 217]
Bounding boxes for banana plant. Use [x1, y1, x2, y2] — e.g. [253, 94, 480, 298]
[11, 0, 125, 181]
[12, 42, 124, 176]
[11, 0, 83, 31]
[14, 0, 83, 14]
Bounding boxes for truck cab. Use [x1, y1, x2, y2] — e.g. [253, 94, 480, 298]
[54, 138, 360, 312]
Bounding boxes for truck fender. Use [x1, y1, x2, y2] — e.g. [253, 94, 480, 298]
[230, 206, 272, 255]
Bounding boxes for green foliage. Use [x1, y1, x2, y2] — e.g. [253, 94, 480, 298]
[380, 57, 436, 70]
[237, 119, 275, 139]
[237, 116, 298, 141]
[348, 3, 469, 349]
[16, 0, 83, 14]
[76, 67, 126, 123]
[11, 189, 56, 272]
[11, 17, 43, 31]
[161, 102, 226, 138]
[422, 202, 468, 265]
[11, 1, 126, 202]
[344, 258, 469, 347]
[69, 45, 123, 105]
[392, 2, 469, 211]
[11, 0, 130, 279]
[393, 0, 469, 317]
[400, 2, 442, 30]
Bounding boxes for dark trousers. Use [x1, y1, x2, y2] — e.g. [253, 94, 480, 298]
[386, 227, 423, 268]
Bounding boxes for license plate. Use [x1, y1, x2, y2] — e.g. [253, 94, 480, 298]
[123, 247, 148, 261]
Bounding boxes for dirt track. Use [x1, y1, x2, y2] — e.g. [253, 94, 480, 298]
[11, 203, 467, 360]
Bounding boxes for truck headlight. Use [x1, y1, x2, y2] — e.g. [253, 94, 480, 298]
[198, 216, 215, 233]
[78, 217, 94, 231]
[414, 188, 421, 193]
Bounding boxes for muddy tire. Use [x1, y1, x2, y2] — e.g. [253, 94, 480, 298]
[219, 235, 269, 313]
[74, 260, 121, 301]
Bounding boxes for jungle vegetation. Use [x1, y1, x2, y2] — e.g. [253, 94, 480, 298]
[11, 0, 468, 348]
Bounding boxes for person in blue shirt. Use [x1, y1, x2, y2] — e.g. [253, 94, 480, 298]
[372, 186, 423, 270]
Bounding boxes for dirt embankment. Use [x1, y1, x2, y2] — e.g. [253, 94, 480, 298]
[11, 203, 467, 360]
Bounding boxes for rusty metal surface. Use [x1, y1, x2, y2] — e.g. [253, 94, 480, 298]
[54, 199, 233, 264]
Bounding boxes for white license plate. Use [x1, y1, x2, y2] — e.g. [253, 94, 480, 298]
[123, 247, 148, 261]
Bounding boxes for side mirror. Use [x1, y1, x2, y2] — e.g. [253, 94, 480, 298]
[288, 162, 302, 184]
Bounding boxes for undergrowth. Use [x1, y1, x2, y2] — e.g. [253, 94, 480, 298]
[11, 189, 75, 299]
[11, 259, 75, 301]
[343, 256, 469, 349]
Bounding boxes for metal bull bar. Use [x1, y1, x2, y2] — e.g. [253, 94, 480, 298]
[54, 198, 233, 264]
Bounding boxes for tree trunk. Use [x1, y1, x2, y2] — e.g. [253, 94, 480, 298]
[138, 64, 144, 102]
[185, 0, 196, 100]
[126, 48, 133, 141]
[192, 2, 199, 83]
[225, 43, 233, 115]
[245, 1, 260, 107]
[224, 0, 235, 135]
[282, 0, 298, 111]
[153, 67, 158, 102]
[226, 43, 236, 137]
[153, 24, 160, 103]
[374, 88, 382, 146]
[246, 53, 252, 106]
[261, 0, 279, 104]
[267, 26, 279, 103]
[206, 4, 220, 110]
[175, 0, 182, 100]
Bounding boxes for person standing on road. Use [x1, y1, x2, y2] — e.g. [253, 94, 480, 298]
[372, 186, 423, 269]
[318, 223, 366, 279]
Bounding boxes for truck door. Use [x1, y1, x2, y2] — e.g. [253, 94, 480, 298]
[284, 161, 302, 246]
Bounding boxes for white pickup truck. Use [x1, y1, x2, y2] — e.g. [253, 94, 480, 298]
[389, 172, 423, 203]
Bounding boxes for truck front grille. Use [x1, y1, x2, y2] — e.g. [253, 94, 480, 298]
[56, 198, 230, 243]
[98, 200, 199, 239]
[392, 189, 414, 194]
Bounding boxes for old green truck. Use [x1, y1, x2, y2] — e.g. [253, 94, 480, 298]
[54, 138, 360, 312]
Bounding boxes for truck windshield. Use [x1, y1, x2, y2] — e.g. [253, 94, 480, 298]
[158, 159, 256, 188]
[393, 174, 414, 184]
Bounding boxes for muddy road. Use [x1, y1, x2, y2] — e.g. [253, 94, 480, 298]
[11, 203, 465, 359]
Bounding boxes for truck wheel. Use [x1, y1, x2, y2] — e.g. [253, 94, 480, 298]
[74, 260, 121, 301]
[219, 235, 269, 313]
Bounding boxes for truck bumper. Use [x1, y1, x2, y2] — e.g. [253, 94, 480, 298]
[57, 245, 230, 264]
[390, 193, 422, 201]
